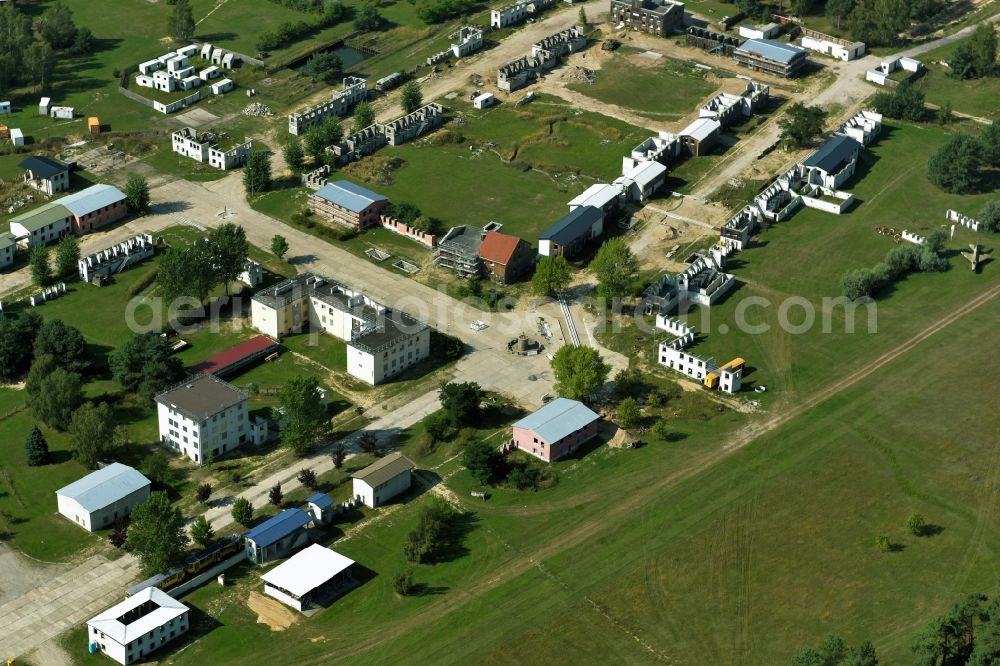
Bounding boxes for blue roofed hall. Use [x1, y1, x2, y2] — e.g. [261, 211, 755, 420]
[538, 205, 604, 259]
[244, 508, 314, 564]
[512, 398, 601, 462]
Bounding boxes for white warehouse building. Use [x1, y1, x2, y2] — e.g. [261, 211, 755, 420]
[352, 451, 415, 508]
[87, 587, 189, 665]
[155, 374, 250, 464]
[55, 463, 151, 532]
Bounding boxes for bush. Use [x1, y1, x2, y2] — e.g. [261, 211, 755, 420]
[196, 483, 212, 503]
[297, 468, 318, 489]
[906, 511, 926, 536]
[392, 569, 415, 595]
[874, 534, 891, 552]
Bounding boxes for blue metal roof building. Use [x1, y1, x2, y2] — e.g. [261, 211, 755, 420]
[539, 205, 603, 258]
[514, 398, 600, 444]
[306, 493, 334, 510]
[244, 508, 314, 565]
[314, 180, 387, 213]
[734, 39, 808, 77]
[801, 135, 860, 175]
[58, 183, 127, 218]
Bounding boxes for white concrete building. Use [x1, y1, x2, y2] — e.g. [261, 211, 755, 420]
[352, 452, 415, 508]
[171, 127, 253, 170]
[798, 134, 859, 190]
[473, 92, 497, 109]
[250, 273, 430, 385]
[56, 463, 151, 532]
[656, 316, 744, 394]
[568, 183, 621, 214]
[87, 587, 189, 665]
[261, 544, 355, 611]
[155, 374, 250, 464]
[800, 31, 865, 62]
[10, 128, 24, 147]
[739, 23, 781, 40]
[19, 156, 70, 195]
[0, 232, 16, 270]
[210, 78, 233, 95]
[616, 158, 667, 202]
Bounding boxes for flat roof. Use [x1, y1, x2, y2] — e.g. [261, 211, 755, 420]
[349, 310, 427, 354]
[19, 156, 67, 179]
[261, 544, 354, 598]
[58, 183, 127, 218]
[313, 180, 387, 213]
[352, 451, 415, 488]
[8, 202, 72, 233]
[56, 463, 150, 512]
[244, 508, 312, 548]
[513, 398, 600, 443]
[154, 374, 247, 422]
[736, 38, 807, 64]
[188, 335, 278, 377]
[88, 587, 187, 645]
[539, 205, 603, 245]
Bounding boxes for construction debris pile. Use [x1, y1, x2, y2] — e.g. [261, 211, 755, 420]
[242, 102, 274, 117]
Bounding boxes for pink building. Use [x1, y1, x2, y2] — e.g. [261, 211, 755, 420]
[512, 398, 600, 462]
[58, 184, 129, 234]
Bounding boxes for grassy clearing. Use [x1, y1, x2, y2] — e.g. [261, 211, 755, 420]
[567, 52, 718, 122]
[914, 32, 1000, 121]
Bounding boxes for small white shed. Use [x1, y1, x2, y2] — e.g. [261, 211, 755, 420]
[211, 78, 234, 95]
[351, 451, 415, 508]
[0, 101, 10, 115]
[261, 544, 355, 612]
[38, 97, 51, 115]
[50, 106, 74, 119]
[473, 92, 497, 109]
[10, 128, 24, 146]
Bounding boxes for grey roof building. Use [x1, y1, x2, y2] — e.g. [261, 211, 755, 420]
[352, 452, 416, 507]
[609, 0, 685, 36]
[56, 463, 151, 532]
[734, 39, 809, 77]
[801, 134, 860, 175]
[154, 374, 248, 423]
[538, 205, 604, 258]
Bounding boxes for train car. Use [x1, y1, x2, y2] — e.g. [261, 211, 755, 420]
[126, 535, 242, 596]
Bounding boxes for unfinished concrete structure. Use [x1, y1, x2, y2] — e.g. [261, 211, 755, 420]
[686, 26, 741, 56]
[491, 0, 555, 29]
[699, 81, 769, 126]
[497, 27, 585, 92]
[78, 234, 155, 282]
[642, 253, 736, 313]
[171, 128, 253, 170]
[327, 124, 388, 165]
[326, 104, 443, 165]
[734, 39, 809, 78]
[609, 0, 685, 36]
[288, 77, 367, 135]
[427, 26, 484, 65]
[434, 225, 486, 278]
[866, 56, 922, 86]
[800, 28, 865, 62]
[656, 316, 744, 394]
[947, 209, 981, 233]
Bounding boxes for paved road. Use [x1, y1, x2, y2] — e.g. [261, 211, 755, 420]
[0, 553, 140, 659]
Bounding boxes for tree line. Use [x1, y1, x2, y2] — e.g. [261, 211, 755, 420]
[841, 228, 949, 300]
[0, 1, 95, 96]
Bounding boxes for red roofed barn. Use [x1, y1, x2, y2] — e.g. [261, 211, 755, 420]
[477, 230, 534, 284]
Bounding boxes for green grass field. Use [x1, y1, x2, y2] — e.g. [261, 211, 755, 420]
[567, 52, 718, 122]
[914, 30, 1000, 121]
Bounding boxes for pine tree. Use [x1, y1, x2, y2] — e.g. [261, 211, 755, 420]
[24, 426, 49, 466]
[168, 0, 196, 43]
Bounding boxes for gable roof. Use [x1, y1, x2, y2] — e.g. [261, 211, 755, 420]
[801, 135, 859, 175]
[260, 544, 354, 597]
[513, 398, 600, 443]
[188, 335, 278, 377]
[154, 374, 248, 422]
[88, 587, 188, 645]
[737, 38, 807, 64]
[306, 493, 333, 509]
[56, 463, 150, 513]
[478, 230, 525, 265]
[568, 183, 620, 210]
[244, 508, 312, 547]
[352, 451, 415, 488]
[314, 180, 387, 213]
[58, 183, 127, 217]
[539, 205, 603, 245]
[19, 156, 67, 179]
[8, 202, 72, 233]
[0, 232, 15, 250]
[624, 159, 667, 188]
[680, 117, 721, 142]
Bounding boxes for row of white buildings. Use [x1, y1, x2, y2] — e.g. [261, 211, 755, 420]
[171, 127, 254, 170]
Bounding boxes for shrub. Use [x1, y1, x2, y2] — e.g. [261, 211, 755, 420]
[392, 569, 415, 595]
[196, 483, 212, 503]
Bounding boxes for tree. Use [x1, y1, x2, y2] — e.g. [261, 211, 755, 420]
[906, 511, 927, 536]
[168, 0, 196, 43]
[54, 235, 79, 278]
[271, 234, 290, 259]
[27, 355, 83, 431]
[110, 518, 129, 549]
[969, 22, 998, 79]
[358, 432, 380, 454]
[591, 238, 638, 303]
[208, 223, 248, 295]
[845, 641, 878, 666]
[243, 149, 272, 197]
[69, 402, 115, 468]
[874, 534, 891, 552]
[353, 100, 375, 131]
[613, 367, 642, 398]
[268, 483, 284, 507]
[303, 51, 343, 84]
[196, 482, 212, 503]
[25, 40, 56, 90]
[355, 2, 383, 31]
[531, 255, 572, 298]
[29, 245, 51, 287]
[302, 116, 343, 164]
[578, 7, 587, 24]
[124, 173, 151, 215]
[34, 320, 89, 373]
[551, 346, 610, 401]
[24, 426, 49, 466]
[126, 491, 189, 577]
[912, 593, 987, 665]
[392, 569, 415, 595]
[403, 499, 456, 563]
[279, 376, 330, 455]
[190, 515, 214, 549]
[849, 0, 909, 47]
[463, 438, 504, 485]
[142, 451, 174, 488]
[332, 441, 347, 468]
[231, 497, 254, 526]
[282, 137, 305, 174]
[871, 81, 928, 121]
[980, 121, 1000, 168]
[968, 593, 1000, 666]
[110, 333, 185, 401]
[778, 103, 827, 150]
[0, 312, 44, 381]
[826, 0, 855, 29]
[400, 81, 423, 115]
[928, 134, 986, 194]
[297, 468, 318, 489]
[39, 1, 79, 50]
[439, 381, 484, 426]
[617, 397, 640, 429]
[425, 410, 453, 442]
[937, 99, 953, 126]
[979, 200, 1000, 232]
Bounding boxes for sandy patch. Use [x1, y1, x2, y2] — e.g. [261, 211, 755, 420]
[247, 590, 299, 631]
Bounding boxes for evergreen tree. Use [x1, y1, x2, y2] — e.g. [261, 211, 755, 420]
[168, 0, 196, 43]
[928, 134, 986, 194]
[124, 173, 151, 215]
[29, 245, 51, 287]
[268, 482, 283, 507]
[24, 426, 49, 466]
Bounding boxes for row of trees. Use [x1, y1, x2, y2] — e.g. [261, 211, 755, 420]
[791, 635, 877, 666]
[532, 238, 639, 304]
[0, 1, 94, 95]
[29, 235, 79, 287]
[157, 222, 250, 304]
[841, 229, 949, 300]
[257, 1, 347, 52]
[928, 121, 1000, 194]
[415, 0, 476, 24]
[949, 22, 997, 80]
